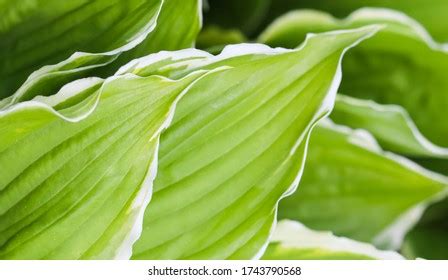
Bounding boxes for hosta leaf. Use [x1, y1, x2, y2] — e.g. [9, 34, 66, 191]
[262, 220, 404, 260]
[332, 95, 448, 158]
[264, 0, 448, 42]
[110, 0, 202, 67]
[126, 27, 379, 259]
[134, 0, 201, 53]
[116, 44, 290, 80]
[259, 8, 448, 171]
[0, 0, 202, 107]
[277, 121, 447, 249]
[0, 0, 163, 100]
[0, 69, 210, 260]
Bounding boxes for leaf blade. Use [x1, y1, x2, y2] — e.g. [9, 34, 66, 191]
[128, 27, 380, 259]
[0, 70, 208, 259]
[262, 220, 404, 260]
[278, 121, 447, 249]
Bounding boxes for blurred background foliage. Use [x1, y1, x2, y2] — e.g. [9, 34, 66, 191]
[203, 0, 448, 41]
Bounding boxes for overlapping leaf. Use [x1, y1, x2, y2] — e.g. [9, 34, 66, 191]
[262, 220, 404, 260]
[0, 69, 210, 259]
[263, 0, 448, 42]
[115, 27, 380, 259]
[277, 121, 447, 249]
[111, 0, 202, 65]
[3, 0, 446, 261]
[259, 8, 448, 172]
[332, 95, 448, 158]
[0, 0, 202, 109]
[0, 0, 161, 100]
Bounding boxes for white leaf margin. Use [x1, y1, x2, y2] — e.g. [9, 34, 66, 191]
[115, 26, 381, 259]
[321, 119, 448, 250]
[252, 26, 382, 259]
[260, 7, 448, 51]
[0, 64, 228, 259]
[1, 26, 380, 259]
[269, 220, 405, 260]
[335, 95, 448, 158]
[1, 0, 166, 109]
[260, 8, 448, 158]
[115, 43, 290, 77]
[114, 67, 230, 259]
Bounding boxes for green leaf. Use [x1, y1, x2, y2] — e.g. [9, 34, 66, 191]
[332, 95, 448, 158]
[87, 0, 202, 87]
[262, 220, 404, 260]
[0, 0, 162, 100]
[263, 0, 448, 42]
[0, 0, 202, 106]
[0, 68, 210, 259]
[277, 121, 447, 249]
[259, 8, 448, 171]
[138, 0, 201, 52]
[123, 27, 379, 259]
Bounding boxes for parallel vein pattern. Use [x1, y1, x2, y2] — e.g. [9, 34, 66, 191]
[262, 220, 404, 260]
[130, 27, 378, 259]
[0, 0, 163, 99]
[0, 71, 205, 259]
[278, 122, 447, 249]
[259, 8, 448, 161]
